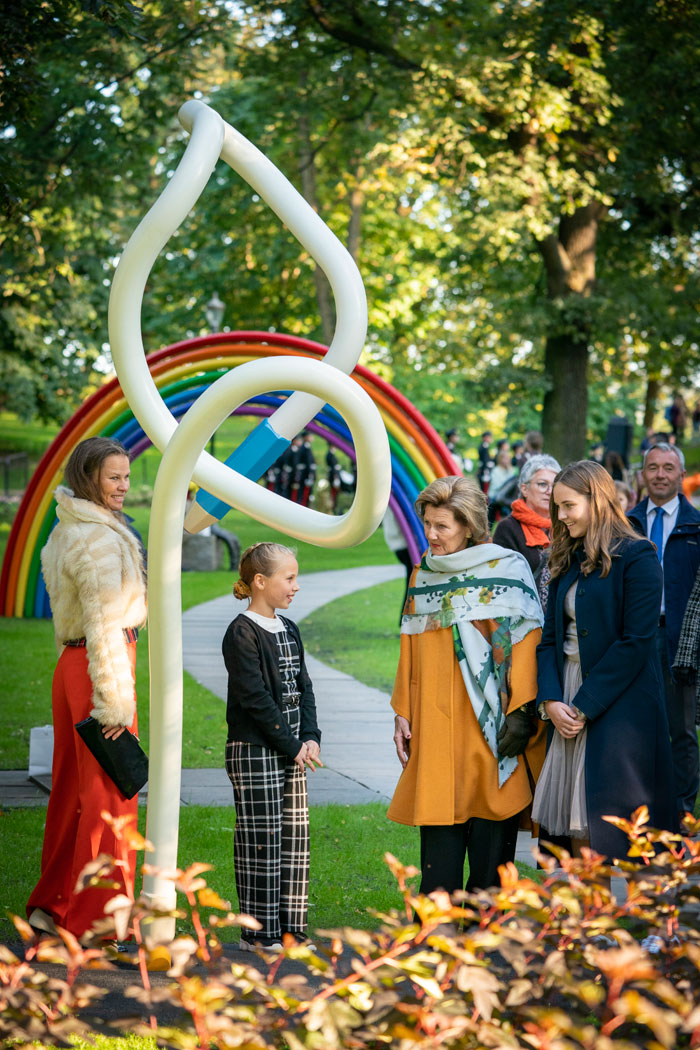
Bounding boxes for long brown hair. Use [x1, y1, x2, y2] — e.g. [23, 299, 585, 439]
[548, 460, 643, 578]
[63, 437, 130, 511]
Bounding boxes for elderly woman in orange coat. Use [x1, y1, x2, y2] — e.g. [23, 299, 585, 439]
[388, 476, 545, 895]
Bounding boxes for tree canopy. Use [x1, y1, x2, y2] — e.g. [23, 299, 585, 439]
[2, 0, 699, 460]
[1, 0, 224, 420]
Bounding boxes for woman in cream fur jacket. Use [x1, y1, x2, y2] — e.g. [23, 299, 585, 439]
[27, 437, 147, 942]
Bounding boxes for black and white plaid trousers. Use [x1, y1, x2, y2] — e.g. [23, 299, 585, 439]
[225, 707, 309, 941]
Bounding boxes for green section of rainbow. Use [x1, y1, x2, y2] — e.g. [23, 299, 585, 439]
[0, 332, 458, 618]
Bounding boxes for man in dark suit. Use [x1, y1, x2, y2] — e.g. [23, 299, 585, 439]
[476, 431, 494, 493]
[628, 442, 700, 817]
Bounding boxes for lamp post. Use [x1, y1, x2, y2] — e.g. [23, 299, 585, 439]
[204, 293, 225, 456]
[204, 292, 225, 333]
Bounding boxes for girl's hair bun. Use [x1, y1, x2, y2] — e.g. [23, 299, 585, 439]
[237, 542, 296, 593]
[233, 579, 252, 600]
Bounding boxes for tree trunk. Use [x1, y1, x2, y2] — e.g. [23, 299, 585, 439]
[538, 202, 606, 464]
[347, 183, 364, 265]
[297, 82, 335, 347]
[541, 335, 589, 464]
[643, 376, 660, 428]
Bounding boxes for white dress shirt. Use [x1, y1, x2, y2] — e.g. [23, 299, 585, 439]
[645, 494, 680, 614]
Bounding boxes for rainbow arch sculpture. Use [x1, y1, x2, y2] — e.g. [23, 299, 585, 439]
[0, 331, 460, 619]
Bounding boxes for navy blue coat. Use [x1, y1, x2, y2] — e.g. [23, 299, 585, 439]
[537, 538, 676, 859]
[628, 494, 700, 665]
[222, 614, 320, 759]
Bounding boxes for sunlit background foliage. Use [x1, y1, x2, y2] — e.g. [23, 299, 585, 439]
[2, 0, 699, 459]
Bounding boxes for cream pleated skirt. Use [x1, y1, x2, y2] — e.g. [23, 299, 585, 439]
[532, 583, 588, 838]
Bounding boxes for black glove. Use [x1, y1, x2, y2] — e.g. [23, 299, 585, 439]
[497, 703, 535, 759]
[673, 665, 696, 687]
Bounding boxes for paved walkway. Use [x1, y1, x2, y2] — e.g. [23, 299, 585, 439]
[0, 564, 541, 868]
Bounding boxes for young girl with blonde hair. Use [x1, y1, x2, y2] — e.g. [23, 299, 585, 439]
[223, 542, 321, 950]
[533, 461, 676, 860]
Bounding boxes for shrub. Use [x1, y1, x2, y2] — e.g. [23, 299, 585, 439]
[2, 807, 700, 1049]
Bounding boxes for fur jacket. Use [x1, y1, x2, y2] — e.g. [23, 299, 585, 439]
[41, 486, 147, 727]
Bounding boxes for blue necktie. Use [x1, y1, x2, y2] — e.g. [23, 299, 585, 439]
[650, 505, 665, 562]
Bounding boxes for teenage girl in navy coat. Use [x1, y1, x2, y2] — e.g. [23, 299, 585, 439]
[532, 460, 677, 861]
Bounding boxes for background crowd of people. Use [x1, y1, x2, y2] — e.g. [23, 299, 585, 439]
[262, 409, 700, 532]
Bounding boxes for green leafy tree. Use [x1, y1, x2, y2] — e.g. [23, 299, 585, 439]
[256, 0, 700, 461]
[3, 0, 699, 458]
[0, 0, 225, 421]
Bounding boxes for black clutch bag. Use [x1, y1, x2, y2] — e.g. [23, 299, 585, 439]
[74, 716, 149, 799]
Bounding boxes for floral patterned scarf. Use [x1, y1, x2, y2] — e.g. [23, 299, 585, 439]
[401, 542, 544, 787]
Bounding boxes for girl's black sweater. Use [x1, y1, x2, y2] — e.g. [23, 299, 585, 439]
[222, 613, 321, 759]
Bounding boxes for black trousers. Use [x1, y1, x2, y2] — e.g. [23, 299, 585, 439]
[225, 707, 309, 942]
[419, 814, 520, 895]
[656, 624, 699, 815]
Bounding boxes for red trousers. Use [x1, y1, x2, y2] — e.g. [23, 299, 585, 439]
[27, 642, 139, 939]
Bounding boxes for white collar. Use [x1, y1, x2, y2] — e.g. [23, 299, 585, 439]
[646, 494, 680, 517]
[243, 609, 285, 633]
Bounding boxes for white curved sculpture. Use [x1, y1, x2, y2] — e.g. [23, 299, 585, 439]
[107, 102, 391, 942]
[110, 99, 370, 533]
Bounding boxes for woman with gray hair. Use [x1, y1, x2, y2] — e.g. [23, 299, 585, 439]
[493, 454, 561, 610]
[388, 476, 545, 895]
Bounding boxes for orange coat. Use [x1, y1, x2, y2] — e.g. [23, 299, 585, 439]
[388, 621, 544, 826]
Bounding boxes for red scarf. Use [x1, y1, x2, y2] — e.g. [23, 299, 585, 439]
[510, 498, 551, 547]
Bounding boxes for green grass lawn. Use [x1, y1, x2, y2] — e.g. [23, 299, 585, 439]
[38, 1039, 155, 1050]
[0, 567, 401, 770]
[303, 577, 403, 693]
[0, 800, 542, 947]
[0, 802, 421, 946]
[0, 412, 60, 458]
[0, 620, 227, 770]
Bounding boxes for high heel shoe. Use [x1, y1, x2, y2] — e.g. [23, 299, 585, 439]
[28, 908, 57, 937]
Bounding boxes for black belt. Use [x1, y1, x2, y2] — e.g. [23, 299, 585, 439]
[64, 627, 139, 647]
